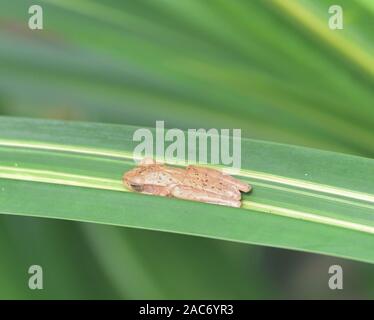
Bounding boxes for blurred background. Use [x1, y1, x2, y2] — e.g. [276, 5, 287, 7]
[0, 0, 373, 298]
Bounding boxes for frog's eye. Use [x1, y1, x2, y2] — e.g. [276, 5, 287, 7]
[130, 184, 143, 192]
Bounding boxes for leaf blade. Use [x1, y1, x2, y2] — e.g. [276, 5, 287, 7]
[0, 117, 373, 263]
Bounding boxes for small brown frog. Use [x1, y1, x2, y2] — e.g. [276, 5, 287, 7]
[123, 159, 251, 207]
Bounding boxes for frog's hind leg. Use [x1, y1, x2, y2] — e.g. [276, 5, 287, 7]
[187, 166, 251, 193]
[171, 185, 241, 208]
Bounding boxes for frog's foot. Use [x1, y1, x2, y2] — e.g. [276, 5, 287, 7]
[171, 185, 241, 208]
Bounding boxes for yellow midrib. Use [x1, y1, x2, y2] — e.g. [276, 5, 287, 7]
[242, 202, 374, 235]
[1, 139, 373, 204]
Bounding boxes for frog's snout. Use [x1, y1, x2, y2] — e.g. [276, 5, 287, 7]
[123, 170, 144, 192]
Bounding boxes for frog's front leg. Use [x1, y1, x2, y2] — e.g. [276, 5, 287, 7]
[171, 185, 241, 208]
[139, 185, 171, 197]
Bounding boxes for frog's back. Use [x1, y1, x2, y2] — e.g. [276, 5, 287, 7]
[141, 164, 184, 187]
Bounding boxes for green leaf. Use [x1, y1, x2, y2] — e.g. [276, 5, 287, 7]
[0, 117, 373, 263]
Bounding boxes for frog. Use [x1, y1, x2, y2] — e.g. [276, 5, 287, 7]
[123, 158, 251, 208]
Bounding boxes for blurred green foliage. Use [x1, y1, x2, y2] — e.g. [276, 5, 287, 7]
[0, 0, 373, 298]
